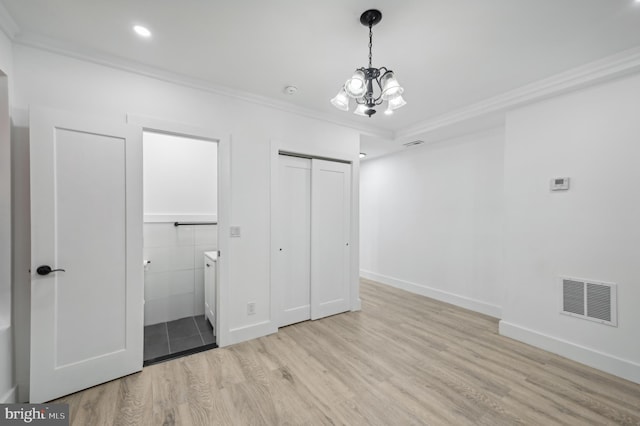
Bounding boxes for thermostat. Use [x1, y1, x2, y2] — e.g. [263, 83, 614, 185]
[550, 177, 570, 191]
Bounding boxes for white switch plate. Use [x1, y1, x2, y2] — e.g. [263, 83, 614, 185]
[247, 302, 256, 315]
[230, 226, 241, 237]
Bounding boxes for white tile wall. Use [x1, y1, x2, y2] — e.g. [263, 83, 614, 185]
[143, 223, 217, 325]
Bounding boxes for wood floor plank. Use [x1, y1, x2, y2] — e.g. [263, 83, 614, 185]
[68, 377, 120, 426]
[112, 369, 153, 426]
[52, 279, 640, 425]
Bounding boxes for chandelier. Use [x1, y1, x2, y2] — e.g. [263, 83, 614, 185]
[331, 9, 406, 117]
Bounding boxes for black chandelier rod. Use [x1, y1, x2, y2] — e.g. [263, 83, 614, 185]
[368, 22, 373, 68]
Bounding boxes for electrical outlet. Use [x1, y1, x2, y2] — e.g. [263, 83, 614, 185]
[247, 302, 256, 315]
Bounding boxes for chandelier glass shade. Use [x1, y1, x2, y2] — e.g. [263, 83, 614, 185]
[331, 9, 406, 117]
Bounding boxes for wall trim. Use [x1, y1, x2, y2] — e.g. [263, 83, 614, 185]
[0, 386, 17, 403]
[13, 33, 392, 140]
[499, 320, 640, 385]
[226, 321, 277, 347]
[8, 25, 640, 150]
[360, 270, 502, 318]
[397, 45, 640, 141]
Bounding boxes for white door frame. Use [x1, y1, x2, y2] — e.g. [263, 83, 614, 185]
[269, 141, 361, 328]
[127, 114, 231, 347]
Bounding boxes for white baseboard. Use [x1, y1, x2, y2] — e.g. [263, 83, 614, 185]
[499, 320, 640, 385]
[1, 386, 17, 403]
[223, 320, 277, 347]
[360, 270, 502, 318]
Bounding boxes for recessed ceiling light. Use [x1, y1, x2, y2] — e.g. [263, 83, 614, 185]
[359, 153, 367, 158]
[133, 25, 152, 38]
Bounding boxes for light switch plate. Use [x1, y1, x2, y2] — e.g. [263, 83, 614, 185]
[230, 226, 241, 237]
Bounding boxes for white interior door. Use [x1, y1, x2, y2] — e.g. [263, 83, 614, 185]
[276, 155, 312, 327]
[311, 159, 351, 320]
[29, 107, 143, 402]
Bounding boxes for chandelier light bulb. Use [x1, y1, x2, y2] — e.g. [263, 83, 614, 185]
[381, 72, 404, 101]
[353, 104, 369, 116]
[388, 95, 407, 111]
[330, 88, 350, 111]
[344, 70, 367, 98]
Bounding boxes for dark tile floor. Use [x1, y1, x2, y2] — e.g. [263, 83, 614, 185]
[144, 315, 215, 362]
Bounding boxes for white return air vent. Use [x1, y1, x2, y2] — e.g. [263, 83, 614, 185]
[560, 277, 617, 327]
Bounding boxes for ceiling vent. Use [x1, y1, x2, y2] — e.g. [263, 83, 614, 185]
[560, 277, 617, 326]
[402, 140, 424, 148]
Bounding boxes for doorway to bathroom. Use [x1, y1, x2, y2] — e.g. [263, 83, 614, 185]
[141, 130, 219, 365]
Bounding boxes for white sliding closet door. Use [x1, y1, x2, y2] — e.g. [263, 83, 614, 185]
[276, 155, 351, 326]
[277, 155, 312, 327]
[310, 159, 351, 319]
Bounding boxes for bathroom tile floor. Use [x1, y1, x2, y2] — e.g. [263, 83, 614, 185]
[144, 315, 216, 365]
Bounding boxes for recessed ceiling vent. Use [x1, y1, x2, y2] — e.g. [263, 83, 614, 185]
[560, 277, 617, 326]
[402, 140, 424, 148]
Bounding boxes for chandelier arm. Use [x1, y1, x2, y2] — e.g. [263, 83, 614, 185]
[372, 73, 384, 103]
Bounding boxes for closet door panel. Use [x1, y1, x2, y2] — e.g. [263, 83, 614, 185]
[311, 159, 351, 319]
[277, 155, 312, 327]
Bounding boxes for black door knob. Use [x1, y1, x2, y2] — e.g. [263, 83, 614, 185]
[36, 265, 66, 276]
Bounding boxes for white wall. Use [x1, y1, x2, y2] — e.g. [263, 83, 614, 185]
[10, 43, 360, 388]
[0, 26, 15, 404]
[360, 129, 504, 317]
[500, 73, 640, 383]
[143, 131, 218, 221]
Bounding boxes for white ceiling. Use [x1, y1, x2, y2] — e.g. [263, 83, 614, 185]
[2, 0, 640, 156]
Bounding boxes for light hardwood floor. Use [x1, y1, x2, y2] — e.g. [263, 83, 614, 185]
[55, 279, 640, 425]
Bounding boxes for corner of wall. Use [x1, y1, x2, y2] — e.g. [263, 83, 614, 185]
[361, 270, 502, 319]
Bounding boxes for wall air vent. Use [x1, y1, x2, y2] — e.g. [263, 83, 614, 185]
[402, 140, 424, 148]
[560, 277, 617, 326]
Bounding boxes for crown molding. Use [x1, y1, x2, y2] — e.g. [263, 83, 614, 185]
[0, 2, 18, 39]
[396, 45, 640, 141]
[8, 23, 640, 145]
[12, 32, 394, 140]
